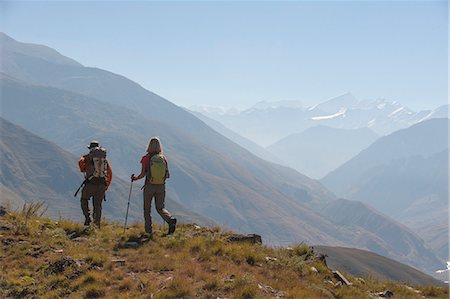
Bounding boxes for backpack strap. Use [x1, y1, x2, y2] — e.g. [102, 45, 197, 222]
[146, 153, 152, 182]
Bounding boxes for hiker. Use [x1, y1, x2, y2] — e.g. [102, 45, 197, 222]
[78, 140, 112, 228]
[131, 137, 177, 236]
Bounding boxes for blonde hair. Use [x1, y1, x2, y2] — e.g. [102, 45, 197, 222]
[147, 137, 163, 155]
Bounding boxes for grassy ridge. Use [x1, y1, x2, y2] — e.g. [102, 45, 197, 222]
[0, 205, 448, 299]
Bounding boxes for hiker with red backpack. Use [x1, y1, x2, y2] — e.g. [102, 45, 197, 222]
[77, 140, 112, 228]
[131, 137, 177, 236]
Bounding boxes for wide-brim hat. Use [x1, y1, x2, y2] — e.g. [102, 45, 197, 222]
[87, 140, 100, 149]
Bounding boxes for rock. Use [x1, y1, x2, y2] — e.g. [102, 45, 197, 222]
[227, 233, 262, 244]
[246, 256, 255, 266]
[53, 249, 64, 253]
[333, 270, 352, 286]
[378, 290, 394, 298]
[72, 237, 89, 242]
[0, 224, 12, 231]
[0, 206, 6, 216]
[124, 241, 139, 249]
[265, 256, 278, 262]
[163, 276, 173, 283]
[404, 286, 420, 294]
[2, 238, 14, 246]
[258, 283, 285, 298]
[224, 274, 236, 282]
[111, 259, 126, 265]
[310, 266, 318, 273]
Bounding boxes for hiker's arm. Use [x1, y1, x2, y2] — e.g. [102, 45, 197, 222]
[164, 156, 170, 179]
[131, 163, 145, 181]
[78, 156, 86, 172]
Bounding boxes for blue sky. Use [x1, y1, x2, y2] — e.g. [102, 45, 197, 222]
[1, 1, 448, 110]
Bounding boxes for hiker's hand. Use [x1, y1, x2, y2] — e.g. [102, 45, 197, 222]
[131, 174, 136, 181]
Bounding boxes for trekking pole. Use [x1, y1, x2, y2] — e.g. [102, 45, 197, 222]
[123, 180, 133, 234]
[74, 180, 85, 197]
[74, 177, 91, 197]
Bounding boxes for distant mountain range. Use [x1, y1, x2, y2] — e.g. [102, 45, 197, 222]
[190, 93, 447, 147]
[322, 118, 449, 262]
[0, 32, 446, 275]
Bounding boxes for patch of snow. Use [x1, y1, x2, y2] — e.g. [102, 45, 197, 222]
[416, 111, 434, 123]
[308, 103, 319, 111]
[389, 107, 405, 117]
[311, 108, 347, 120]
[367, 118, 377, 127]
[377, 103, 387, 110]
[435, 261, 450, 283]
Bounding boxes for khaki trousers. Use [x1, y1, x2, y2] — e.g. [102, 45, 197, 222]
[143, 184, 172, 233]
[81, 182, 105, 226]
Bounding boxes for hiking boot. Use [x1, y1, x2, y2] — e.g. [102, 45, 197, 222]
[141, 232, 153, 242]
[168, 217, 177, 235]
[84, 217, 91, 226]
[94, 221, 101, 229]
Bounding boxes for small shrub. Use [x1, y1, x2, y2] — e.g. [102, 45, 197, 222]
[118, 278, 134, 291]
[234, 284, 257, 299]
[20, 202, 48, 220]
[202, 278, 219, 291]
[156, 277, 191, 298]
[83, 285, 105, 298]
[82, 273, 97, 284]
[421, 285, 448, 297]
[291, 245, 313, 259]
[312, 262, 329, 274]
[85, 253, 106, 268]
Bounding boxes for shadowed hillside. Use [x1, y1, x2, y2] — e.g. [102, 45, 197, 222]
[314, 246, 446, 287]
[322, 119, 449, 263]
[319, 199, 443, 274]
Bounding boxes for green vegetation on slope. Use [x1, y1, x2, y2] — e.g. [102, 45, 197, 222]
[1, 204, 448, 299]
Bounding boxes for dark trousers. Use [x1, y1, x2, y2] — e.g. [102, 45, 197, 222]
[81, 182, 105, 226]
[143, 184, 172, 233]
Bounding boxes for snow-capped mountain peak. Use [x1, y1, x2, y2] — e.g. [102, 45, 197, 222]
[307, 92, 358, 114]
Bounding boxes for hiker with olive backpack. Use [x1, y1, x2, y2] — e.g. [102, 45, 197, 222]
[131, 137, 177, 236]
[77, 140, 113, 228]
